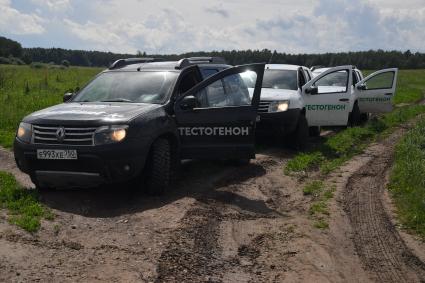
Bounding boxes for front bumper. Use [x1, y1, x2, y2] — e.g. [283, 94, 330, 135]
[256, 108, 301, 136]
[14, 137, 150, 188]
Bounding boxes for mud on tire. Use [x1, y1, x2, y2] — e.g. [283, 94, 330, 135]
[146, 138, 171, 195]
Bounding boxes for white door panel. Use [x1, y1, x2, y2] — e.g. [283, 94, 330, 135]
[356, 68, 398, 113]
[302, 66, 353, 126]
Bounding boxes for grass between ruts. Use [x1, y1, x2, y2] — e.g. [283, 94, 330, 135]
[302, 180, 336, 229]
[0, 171, 54, 232]
[285, 104, 425, 176]
[389, 119, 425, 238]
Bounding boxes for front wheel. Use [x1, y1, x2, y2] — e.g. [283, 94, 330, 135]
[290, 115, 309, 149]
[145, 138, 171, 195]
[309, 126, 321, 137]
[348, 103, 361, 127]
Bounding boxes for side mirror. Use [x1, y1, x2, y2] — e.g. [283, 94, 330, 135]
[305, 86, 319, 95]
[63, 92, 74, 102]
[180, 96, 198, 110]
[357, 84, 367, 91]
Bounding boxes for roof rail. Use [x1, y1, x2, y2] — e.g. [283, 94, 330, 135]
[176, 57, 227, 69]
[109, 57, 163, 69]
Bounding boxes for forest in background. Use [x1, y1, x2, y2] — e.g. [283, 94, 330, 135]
[1, 36, 425, 69]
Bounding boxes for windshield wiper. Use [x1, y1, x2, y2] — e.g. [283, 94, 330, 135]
[100, 98, 133, 103]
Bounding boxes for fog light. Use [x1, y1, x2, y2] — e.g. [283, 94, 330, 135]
[123, 165, 130, 172]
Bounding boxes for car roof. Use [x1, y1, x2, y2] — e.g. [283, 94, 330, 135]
[265, 64, 301, 71]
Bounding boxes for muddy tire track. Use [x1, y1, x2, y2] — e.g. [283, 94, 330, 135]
[344, 134, 425, 283]
[155, 157, 292, 283]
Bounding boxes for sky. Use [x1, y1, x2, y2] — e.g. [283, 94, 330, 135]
[1, 0, 425, 54]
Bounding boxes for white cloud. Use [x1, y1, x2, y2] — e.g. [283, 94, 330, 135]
[30, 0, 71, 12]
[0, 0, 45, 35]
[3, 0, 425, 53]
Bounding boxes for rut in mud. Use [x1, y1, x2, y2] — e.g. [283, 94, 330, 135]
[344, 131, 425, 283]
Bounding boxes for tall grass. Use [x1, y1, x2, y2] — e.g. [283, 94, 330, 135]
[285, 105, 425, 175]
[0, 65, 102, 148]
[390, 119, 425, 237]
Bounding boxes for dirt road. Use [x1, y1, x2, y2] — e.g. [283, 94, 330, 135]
[1, 128, 425, 282]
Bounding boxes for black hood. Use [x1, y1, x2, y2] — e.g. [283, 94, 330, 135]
[23, 102, 162, 125]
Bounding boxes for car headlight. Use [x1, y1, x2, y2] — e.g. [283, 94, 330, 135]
[16, 122, 32, 143]
[94, 125, 128, 145]
[268, 101, 290, 112]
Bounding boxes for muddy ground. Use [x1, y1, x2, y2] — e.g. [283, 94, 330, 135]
[1, 127, 425, 282]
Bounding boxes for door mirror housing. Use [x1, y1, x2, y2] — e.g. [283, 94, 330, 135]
[63, 92, 74, 102]
[357, 84, 367, 91]
[306, 86, 319, 95]
[180, 96, 198, 110]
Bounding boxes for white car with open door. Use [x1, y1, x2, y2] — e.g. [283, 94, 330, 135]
[240, 64, 315, 148]
[303, 66, 398, 127]
[311, 66, 398, 123]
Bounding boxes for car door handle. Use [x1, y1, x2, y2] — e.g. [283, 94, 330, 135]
[384, 93, 393, 96]
[339, 98, 349, 102]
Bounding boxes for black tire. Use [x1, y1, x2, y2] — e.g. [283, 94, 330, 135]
[360, 112, 369, 123]
[309, 126, 321, 137]
[290, 115, 309, 149]
[227, 159, 251, 166]
[145, 138, 171, 195]
[348, 103, 361, 127]
[30, 174, 54, 191]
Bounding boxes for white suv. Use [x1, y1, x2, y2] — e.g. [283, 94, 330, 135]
[242, 64, 398, 147]
[241, 64, 314, 147]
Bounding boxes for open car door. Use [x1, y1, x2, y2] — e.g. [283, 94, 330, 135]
[302, 66, 353, 126]
[174, 64, 265, 160]
[356, 68, 398, 113]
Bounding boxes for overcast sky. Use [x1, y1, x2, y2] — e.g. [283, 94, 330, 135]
[1, 0, 425, 54]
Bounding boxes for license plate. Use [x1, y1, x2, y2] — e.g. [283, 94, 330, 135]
[37, 149, 78, 160]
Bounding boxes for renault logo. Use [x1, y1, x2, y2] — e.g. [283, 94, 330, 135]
[56, 127, 65, 142]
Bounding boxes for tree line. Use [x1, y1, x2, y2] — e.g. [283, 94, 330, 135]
[1, 36, 425, 69]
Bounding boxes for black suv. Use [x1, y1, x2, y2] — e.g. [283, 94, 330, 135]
[14, 57, 265, 194]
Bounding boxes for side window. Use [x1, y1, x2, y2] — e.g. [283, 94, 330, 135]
[179, 71, 201, 94]
[223, 74, 251, 106]
[313, 70, 348, 94]
[356, 70, 363, 80]
[364, 72, 394, 90]
[194, 74, 253, 108]
[200, 68, 219, 79]
[298, 70, 306, 88]
[304, 69, 312, 81]
[352, 70, 359, 86]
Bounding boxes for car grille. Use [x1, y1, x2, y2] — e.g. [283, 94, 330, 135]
[33, 125, 97, 146]
[258, 101, 271, 113]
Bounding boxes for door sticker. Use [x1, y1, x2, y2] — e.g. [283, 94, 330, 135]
[178, 127, 250, 136]
[306, 105, 347, 111]
[359, 97, 391, 102]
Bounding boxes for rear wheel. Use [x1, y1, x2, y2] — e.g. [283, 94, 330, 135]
[309, 126, 321, 137]
[145, 138, 171, 195]
[290, 115, 309, 149]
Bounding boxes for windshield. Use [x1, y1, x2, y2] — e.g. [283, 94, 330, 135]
[262, 70, 297, 90]
[73, 71, 178, 104]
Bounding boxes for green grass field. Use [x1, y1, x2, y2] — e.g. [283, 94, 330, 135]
[0, 64, 102, 148]
[390, 119, 425, 238]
